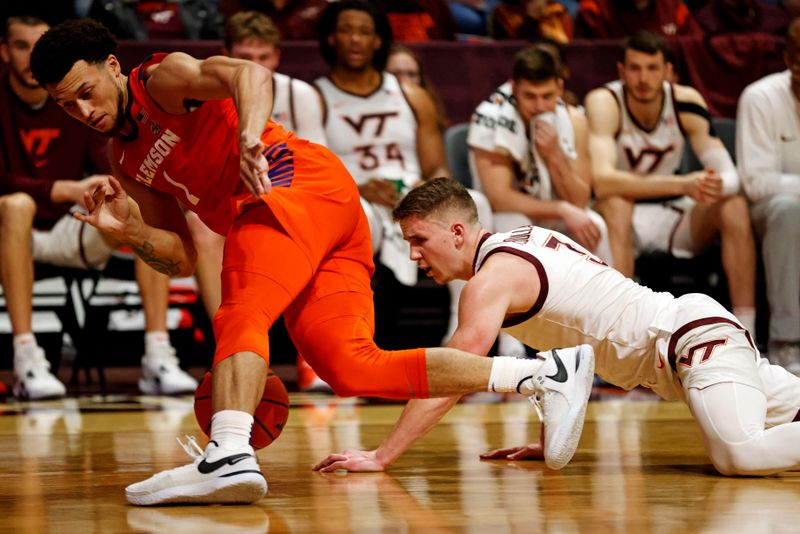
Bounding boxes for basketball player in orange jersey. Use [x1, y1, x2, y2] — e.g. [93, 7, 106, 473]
[31, 19, 595, 505]
[315, 178, 800, 477]
[585, 31, 758, 337]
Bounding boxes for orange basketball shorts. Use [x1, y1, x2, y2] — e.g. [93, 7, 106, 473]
[212, 145, 429, 399]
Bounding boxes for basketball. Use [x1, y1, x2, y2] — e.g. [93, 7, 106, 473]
[194, 369, 290, 450]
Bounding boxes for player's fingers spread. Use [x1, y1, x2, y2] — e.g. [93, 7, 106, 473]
[480, 447, 513, 459]
[108, 175, 123, 194]
[319, 461, 347, 473]
[83, 191, 95, 211]
[313, 454, 347, 470]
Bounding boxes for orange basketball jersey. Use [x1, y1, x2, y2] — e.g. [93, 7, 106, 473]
[112, 53, 357, 242]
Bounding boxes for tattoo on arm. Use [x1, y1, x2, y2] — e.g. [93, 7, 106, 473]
[126, 240, 182, 276]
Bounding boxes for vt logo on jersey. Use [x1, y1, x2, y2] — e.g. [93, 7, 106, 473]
[135, 129, 181, 185]
[343, 112, 399, 136]
[624, 144, 675, 174]
[20, 128, 60, 168]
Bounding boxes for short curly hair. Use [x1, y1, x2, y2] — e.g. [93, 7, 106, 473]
[31, 19, 117, 86]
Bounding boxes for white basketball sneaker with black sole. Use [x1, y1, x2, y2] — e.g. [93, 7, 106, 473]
[126, 437, 267, 505]
[139, 346, 199, 395]
[527, 345, 595, 470]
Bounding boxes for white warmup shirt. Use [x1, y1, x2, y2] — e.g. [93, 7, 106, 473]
[737, 70, 800, 202]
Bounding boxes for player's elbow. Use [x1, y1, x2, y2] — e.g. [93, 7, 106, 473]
[592, 175, 616, 199]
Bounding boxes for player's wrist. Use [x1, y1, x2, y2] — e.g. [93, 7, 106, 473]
[239, 131, 262, 151]
[373, 447, 395, 469]
[50, 180, 73, 203]
[120, 213, 147, 241]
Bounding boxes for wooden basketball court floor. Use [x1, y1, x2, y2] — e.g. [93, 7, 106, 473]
[1, 389, 798, 533]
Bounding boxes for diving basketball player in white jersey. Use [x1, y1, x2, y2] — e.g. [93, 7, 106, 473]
[584, 31, 758, 337]
[314, 0, 493, 304]
[314, 178, 800, 476]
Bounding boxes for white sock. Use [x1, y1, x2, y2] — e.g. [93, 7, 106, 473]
[144, 331, 171, 353]
[210, 409, 254, 452]
[733, 307, 756, 336]
[488, 355, 546, 395]
[13, 333, 36, 353]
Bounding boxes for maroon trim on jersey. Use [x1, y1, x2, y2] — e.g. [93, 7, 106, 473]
[793, 409, 800, 423]
[324, 73, 386, 99]
[480, 247, 548, 327]
[666, 203, 686, 256]
[473, 240, 549, 327]
[472, 232, 493, 274]
[602, 86, 622, 139]
[622, 82, 666, 134]
[666, 316, 755, 372]
[394, 73, 419, 128]
[670, 83, 688, 138]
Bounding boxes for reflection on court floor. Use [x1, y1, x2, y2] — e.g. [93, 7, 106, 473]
[0, 392, 797, 533]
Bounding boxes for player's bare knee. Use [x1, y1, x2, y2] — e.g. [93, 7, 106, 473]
[0, 192, 36, 225]
[719, 195, 753, 235]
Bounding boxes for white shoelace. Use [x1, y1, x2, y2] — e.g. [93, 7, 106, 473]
[176, 435, 205, 462]
[529, 393, 544, 422]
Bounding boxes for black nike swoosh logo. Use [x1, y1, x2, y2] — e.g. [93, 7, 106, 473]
[197, 453, 252, 474]
[545, 349, 569, 383]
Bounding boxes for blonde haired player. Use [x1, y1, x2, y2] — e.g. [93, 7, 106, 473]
[315, 178, 800, 476]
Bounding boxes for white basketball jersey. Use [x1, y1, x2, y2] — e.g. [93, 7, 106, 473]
[315, 73, 420, 186]
[271, 72, 326, 145]
[475, 226, 685, 400]
[468, 81, 576, 200]
[605, 80, 684, 176]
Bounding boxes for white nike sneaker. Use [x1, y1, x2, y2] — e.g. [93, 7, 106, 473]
[13, 344, 66, 400]
[139, 345, 199, 395]
[529, 345, 595, 470]
[126, 436, 267, 506]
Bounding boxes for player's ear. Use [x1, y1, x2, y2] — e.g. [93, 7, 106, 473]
[107, 54, 122, 76]
[452, 222, 465, 246]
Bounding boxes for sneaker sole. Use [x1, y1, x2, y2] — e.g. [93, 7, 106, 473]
[12, 383, 66, 401]
[126, 472, 267, 506]
[544, 346, 595, 470]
